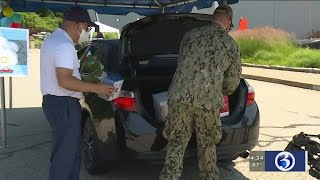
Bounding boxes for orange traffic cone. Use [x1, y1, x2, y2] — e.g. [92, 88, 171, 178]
[239, 17, 248, 31]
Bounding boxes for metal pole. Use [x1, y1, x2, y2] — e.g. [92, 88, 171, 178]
[9, 77, 12, 110]
[0, 77, 7, 148]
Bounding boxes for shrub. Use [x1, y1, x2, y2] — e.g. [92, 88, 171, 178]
[54, 12, 64, 18]
[229, 26, 320, 68]
[235, 38, 272, 58]
[34, 39, 43, 49]
[289, 49, 320, 68]
[230, 26, 296, 44]
[18, 12, 62, 32]
[92, 32, 119, 39]
[104, 32, 119, 39]
[35, 8, 55, 17]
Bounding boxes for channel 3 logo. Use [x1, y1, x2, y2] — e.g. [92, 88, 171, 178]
[274, 151, 296, 171]
[265, 151, 307, 172]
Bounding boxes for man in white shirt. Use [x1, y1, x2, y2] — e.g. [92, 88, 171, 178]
[40, 6, 115, 180]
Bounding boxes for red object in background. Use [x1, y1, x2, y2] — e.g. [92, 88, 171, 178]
[238, 17, 248, 31]
[11, 22, 21, 28]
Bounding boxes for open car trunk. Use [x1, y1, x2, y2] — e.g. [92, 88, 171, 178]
[129, 54, 248, 126]
[121, 14, 213, 56]
[133, 55, 177, 118]
[135, 56, 248, 123]
[121, 14, 247, 125]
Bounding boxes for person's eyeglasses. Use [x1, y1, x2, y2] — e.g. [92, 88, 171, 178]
[82, 23, 92, 32]
[87, 27, 92, 32]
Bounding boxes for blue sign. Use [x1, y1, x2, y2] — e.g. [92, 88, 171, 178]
[0, 27, 29, 77]
[265, 151, 308, 172]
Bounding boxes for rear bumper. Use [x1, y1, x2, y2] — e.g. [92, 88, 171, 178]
[114, 103, 260, 161]
[126, 142, 257, 161]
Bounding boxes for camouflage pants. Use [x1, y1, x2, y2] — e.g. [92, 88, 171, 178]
[159, 101, 222, 180]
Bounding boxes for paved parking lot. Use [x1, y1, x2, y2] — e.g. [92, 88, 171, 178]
[0, 50, 319, 180]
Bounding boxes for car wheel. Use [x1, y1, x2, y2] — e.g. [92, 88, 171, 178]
[83, 117, 112, 174]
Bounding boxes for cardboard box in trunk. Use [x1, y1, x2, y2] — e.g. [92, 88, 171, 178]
[152, 91, 169, 122]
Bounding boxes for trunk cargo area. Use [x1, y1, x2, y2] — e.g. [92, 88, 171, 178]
[120, 14, 247, 126]
[130, 55, 245, 125]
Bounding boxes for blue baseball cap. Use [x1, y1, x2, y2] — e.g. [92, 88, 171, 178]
[64, 6, 99, 30]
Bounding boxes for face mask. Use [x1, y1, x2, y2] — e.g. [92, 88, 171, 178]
[78, 28, 90, 44]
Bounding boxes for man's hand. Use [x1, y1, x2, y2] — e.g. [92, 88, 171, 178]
[93, 84, 116, 96]
[56, 67, 116, 94]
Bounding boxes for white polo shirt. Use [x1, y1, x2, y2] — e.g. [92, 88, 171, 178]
[40, 28, 83, 99]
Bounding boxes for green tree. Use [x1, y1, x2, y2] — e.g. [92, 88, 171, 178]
[35, 8, 55, 17]
[18, 11, 62, 32]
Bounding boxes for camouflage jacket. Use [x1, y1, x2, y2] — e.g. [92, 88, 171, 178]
[168, 22, 242, 110]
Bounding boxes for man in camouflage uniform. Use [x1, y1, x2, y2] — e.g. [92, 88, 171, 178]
[159, 5, 242, 180]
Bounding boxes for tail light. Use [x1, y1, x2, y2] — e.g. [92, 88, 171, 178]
[220, 80, 256, 117]
[113, 91, 136, 111]
[220, 96, 229, 117]
[246, 82, 256, 106]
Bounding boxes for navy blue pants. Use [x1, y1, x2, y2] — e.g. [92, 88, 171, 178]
[42, 95, 82, 180]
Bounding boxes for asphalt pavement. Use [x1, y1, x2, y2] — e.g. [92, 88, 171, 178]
[0, 49, 319, 180]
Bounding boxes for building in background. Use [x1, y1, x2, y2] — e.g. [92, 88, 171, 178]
[231, 1, 320, 38]
[89, 1, 320, 38]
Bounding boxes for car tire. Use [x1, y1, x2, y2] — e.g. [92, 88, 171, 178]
[83, 117, 112, 174]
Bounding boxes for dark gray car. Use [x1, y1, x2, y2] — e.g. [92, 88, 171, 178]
[77, 13, 260, 174]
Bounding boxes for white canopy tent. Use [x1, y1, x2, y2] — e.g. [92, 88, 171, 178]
[89, 21, 120, 41]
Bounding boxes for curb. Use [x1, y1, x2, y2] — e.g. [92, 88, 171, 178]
[242, 74, 320, 91]
[242, 63, 320, 74]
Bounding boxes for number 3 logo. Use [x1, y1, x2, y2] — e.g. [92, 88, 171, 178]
[275, 151, 295, 171]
